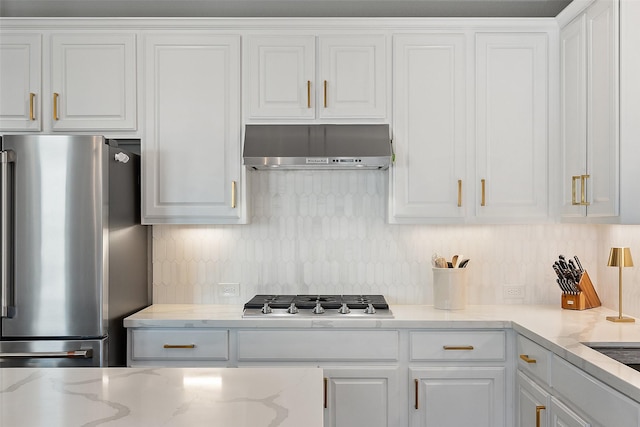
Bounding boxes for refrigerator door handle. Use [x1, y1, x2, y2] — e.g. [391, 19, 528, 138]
[0, 349, 93, 359]
[1, 150, 16, 319]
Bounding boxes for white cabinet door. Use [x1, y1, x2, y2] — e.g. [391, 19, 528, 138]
[0, 33, 41, 131]
[247, 35, 315, 119]
[391, 34, 467, 222]
[246, 34, 386, 121]
[50, 33, 136, 131]
[324, 367, 400, 427]
[318, 35, 386, 119]
[560, 14, 588, 218]
[411, 366, 506, 427]
[585, 0, 618, 217]
[561, 0, 618, 219]
[475, 33, 548, 220]
[517, 371, 550, 427]
[143, 34, 244, 224]
[549, 397, 590, 427]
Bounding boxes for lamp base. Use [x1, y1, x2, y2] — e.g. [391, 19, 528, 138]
[606, 315, 635, 323]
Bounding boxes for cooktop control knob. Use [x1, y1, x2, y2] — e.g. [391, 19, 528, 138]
[338, 303, 351, 314]
[312, 301, 325, 314]
[287, 303, 299, 314]
[261, 303, 272, 314]
[364, 303, 376, 314]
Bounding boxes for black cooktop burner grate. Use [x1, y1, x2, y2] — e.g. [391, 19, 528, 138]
[243, 294, 389, 310]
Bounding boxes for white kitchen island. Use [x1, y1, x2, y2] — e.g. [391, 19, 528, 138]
[0, 366, 323, 427]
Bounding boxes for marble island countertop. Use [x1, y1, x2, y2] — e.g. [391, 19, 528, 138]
[0, 367, 323, 427]
[125, 303, 640, 402]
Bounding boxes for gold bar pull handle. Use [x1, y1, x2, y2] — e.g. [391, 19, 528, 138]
[580, 174, 590, 206]
[53, 92, 59, 121]
[323, 377, 328, 408]
[571, 175, 580, 205]
[163, 344, 196, 349]
[519, 354, 537, 364]
[231, 181, 237, 208]
[443, 345, 474, 350]
[457, 180, 462, 207]
[481, 179, 486, 206]
[323, 80, 327, 108]
[29, 93, 36, 120]
[414, 379, 419, 409]
[536, 405, 546, 427]
[307, 80, 311, 108]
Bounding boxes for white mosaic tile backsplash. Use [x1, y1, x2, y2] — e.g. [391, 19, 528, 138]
[152, 170, 640, 317]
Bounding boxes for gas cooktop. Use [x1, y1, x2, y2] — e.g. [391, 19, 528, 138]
[242, 294, 393, 318]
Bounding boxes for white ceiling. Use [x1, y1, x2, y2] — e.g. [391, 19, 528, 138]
[0, 0, 574, 18]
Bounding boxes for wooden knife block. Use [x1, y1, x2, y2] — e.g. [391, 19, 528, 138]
[561, 271, 601, 310]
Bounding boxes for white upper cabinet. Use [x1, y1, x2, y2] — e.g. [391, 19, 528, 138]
[0, 31, 136, 133]
[390, 34, 467, 222]
[142, 33, 244, 224]
[50, 33, 137, 131]
[246, 34, 387, 121]
[391, 29, 551, 224]
[0, 33, 42, 131]
[475, 32, 549, 221]
[561, 0, 618, 219]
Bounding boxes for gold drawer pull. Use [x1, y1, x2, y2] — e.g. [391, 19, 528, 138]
[443, 345, 474, 350]
[481, 178, 486, 206]
[307, 80, 311, 108]
[519, 354, 537, 364]
[163, 344, 196, 349]
[457, 179, 462, 207]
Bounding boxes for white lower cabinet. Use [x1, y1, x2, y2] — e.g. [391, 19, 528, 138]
[517, 370, 550, 427]
[323, 367, 401, 427]
[550, 397, 590, 427]
[411, 366, 506, 427]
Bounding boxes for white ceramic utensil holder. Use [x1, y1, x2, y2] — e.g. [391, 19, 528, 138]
[432, 267, 468, 310]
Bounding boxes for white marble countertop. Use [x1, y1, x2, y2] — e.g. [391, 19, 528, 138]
[0, 366, 323, 427]
[125, 303, 640, 402]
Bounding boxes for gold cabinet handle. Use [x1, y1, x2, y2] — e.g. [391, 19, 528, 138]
[414, 379, 419, 409]
[323, 377, 328, 408]
[571, 175, 580, 205]
[443, 345, 474, 350]
[231, 181, 237, 208]
[163, 344, 196, 349]
[481, 179, 486, 206]
[457, 180, 462, 207]
[53, 92, 59, 120]
[519, 354, 537, 364]
[536, 405, 546, 427]
[29, 93, 36, 120]
[580, 174, 590, 206]
[323, 80, 327, 108]
[307, 80, 311, 108]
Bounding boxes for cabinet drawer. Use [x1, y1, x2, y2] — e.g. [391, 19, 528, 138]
[131, 329, 228, 361]
[237, 330, 398, 361]
[552, 355, 639, 427]
[516, 335, 551, 386]
[410, 330, 505, 361]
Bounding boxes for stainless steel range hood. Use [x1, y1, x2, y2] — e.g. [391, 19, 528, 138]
[243, 124, 392, 170]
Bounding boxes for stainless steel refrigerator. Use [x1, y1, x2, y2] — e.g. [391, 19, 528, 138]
[0, 135, 149, 367]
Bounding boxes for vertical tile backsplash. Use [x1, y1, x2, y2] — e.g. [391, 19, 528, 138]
[152, 170, 640, 317]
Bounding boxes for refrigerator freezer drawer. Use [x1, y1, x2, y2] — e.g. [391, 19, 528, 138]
[0, 339, 106, 367]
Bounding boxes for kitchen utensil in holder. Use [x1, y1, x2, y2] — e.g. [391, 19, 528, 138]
[561, 271, 601, 310]
[433, 267, 468, 310]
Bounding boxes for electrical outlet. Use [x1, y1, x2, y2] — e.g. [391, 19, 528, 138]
[503, 285, 525, 299]
[218, 283, 240, 297]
